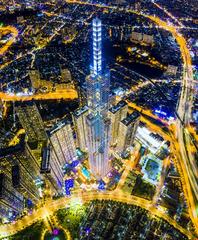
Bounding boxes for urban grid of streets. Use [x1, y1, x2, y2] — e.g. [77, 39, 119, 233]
[0, 0, 197, 238]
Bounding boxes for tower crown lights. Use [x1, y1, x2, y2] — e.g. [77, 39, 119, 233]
[92, 18, 102, 76]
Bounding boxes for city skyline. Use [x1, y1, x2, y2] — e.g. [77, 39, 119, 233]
[0, 1, 197, 239]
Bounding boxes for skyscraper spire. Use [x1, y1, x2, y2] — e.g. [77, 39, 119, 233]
[92, 18, 102, 75]
[86, 18, 110, 114]
[85, 18, 111, 178]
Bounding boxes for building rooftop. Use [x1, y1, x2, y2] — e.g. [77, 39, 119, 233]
[121, 111, 140, 126]
[86, 112, 102, 125]
[73, 105, 89, 118]
[40, 146, 50, 173]
[48, 118, 71, 136]
[109, 100, 127, 114]
[0, 135, 25, 158]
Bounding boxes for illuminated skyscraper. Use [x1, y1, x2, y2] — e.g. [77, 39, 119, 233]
[48, 119, 76, 164]
[117, 111, 140, 153]
[15, 102, 47, 147]
[0, 135, 42, 221]
[86, 114, 111, 178]
[92, 18, 102, 75]
[86, 18, 111, 178]
[86, 18, 110, 114]
[40, 145, 63, 193]
[0, 137, 41, 202]
[109, 100, 128, 146]
[73, 106, 89, 151]
[0, 173, 24, 221]
[41, 119, 76, 192]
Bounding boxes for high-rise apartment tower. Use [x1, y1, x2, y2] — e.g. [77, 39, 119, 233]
[86, 18, 111, 178]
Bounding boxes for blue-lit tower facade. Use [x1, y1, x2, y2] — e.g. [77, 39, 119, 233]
[86, 18, 110, 114]
[86, 18, 111, 178]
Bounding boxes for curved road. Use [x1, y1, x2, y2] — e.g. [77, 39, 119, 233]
[0, 190, 195, 239]
[0, 26, 18, 55]
[147, 14, 198, 232]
